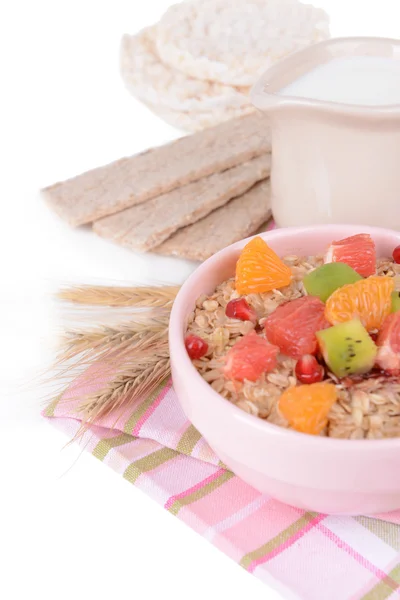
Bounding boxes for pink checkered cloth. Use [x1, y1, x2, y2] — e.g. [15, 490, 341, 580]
[44, 366, 400, 600]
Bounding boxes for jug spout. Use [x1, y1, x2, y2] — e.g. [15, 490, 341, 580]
[251, 36, 400, 117]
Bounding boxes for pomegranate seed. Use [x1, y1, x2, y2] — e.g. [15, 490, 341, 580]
[225, 298, 257, 322]
[295, 355, 324, 384]
[393, 245, 400, 264]
[185, 335, 208, 360]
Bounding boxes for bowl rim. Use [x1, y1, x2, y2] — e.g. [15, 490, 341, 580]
[169, 224, 400, 451]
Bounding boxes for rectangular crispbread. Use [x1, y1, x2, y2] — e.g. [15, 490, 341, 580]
[154, 180, 271, 261]
[42, 112, 271, 226]
[93, 155, 270, 251]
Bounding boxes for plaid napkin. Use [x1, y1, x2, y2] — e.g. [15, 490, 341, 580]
[44, 367, 400, 600]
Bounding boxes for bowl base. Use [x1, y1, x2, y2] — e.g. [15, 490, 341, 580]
[215, 447, 400, 516]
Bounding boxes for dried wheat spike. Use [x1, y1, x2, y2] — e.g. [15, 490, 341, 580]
[57, 284, 180, 308]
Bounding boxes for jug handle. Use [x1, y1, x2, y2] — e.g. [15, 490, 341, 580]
[250, 71, 276, 111]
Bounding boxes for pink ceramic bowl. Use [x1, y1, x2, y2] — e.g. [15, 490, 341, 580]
[169, 225, 400, 515]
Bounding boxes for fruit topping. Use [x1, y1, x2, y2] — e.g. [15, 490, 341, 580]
[279, 382, 338, 435]
[393, 245, 400, 264]
[325, 233, 376, 278]
[235, 236, 292, 295]
[225, 298, 257, 322]
[325, 276, 394, 331]
[223, 331, 279, 382]
[303, 262, 362, 302]
[391, 291, 400, 313]
[185, 334, 208, 360]
[264, 296, 329, 358]
[376, 312, 400, 375]
[316, 320, 377, 378]
[295, 355, 324, 384]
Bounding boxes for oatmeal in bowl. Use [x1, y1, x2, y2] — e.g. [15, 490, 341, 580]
[169, 226, 400, 514]
[185, 233, 400, 440]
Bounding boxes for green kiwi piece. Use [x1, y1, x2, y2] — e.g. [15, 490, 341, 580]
[303, 263, 362, 302]
[316, 320, 377, 378]
[391, 291, 400, 313]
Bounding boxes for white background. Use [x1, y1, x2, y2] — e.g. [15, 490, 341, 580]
[2, 2, 400, 599]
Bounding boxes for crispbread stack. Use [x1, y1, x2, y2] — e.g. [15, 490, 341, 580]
[155, 181, 273, 261]
[42, 112, 275, 261]
[42, 1, 331, 258]
[42, 112, 270, 226]
[120, 0, 330, 132]
[93, 155, 271, 252]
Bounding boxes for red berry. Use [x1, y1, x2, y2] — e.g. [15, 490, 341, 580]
[393, 245, 400, 264]
[295, 355, 324, 384]
[225, 298, 257, 322]
[185, 334, 208, 360]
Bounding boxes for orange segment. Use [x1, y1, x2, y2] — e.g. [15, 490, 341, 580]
[235, 236, 292, 294]
[279, 382, 337, 435]
[325, 276, 394, 332]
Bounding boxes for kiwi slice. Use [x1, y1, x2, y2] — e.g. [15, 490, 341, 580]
[303, 263, 362, 302]
[391, 291, 400, 313]
[316, 320, 377, 378]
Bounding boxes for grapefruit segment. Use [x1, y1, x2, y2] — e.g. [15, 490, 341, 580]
[279, 382, 337, 435]
[325, 276, 394, 332]
[376, 312, 400, 375]
[235, 236, 292, 295]
[264, 296, 329, 359]
[223, 331, 279, 382]
[325, 233, 376, 278]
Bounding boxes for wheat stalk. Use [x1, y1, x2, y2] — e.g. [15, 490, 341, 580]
[57, 315, 170, 364]
[76, 354, 170, 426]
[58, 284, 180, 308]
[48, 284, 175, 437]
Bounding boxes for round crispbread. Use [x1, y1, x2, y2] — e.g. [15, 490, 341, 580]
[120, 27, 251, 114]
[154, 0, 330, 87]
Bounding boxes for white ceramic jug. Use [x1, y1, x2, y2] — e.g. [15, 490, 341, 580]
[251, 37, 400, 229]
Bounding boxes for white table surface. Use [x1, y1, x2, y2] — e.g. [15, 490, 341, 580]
[2, 1, 400, 598]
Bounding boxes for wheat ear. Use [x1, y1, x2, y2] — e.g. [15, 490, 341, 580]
[47, 284, 177, 436]
[57, 284, 180, 308]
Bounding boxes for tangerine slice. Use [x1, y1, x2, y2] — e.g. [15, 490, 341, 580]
[279, 382, 337, 435]
[235, 237, 292, 295]
[325, 276, 394, 331]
